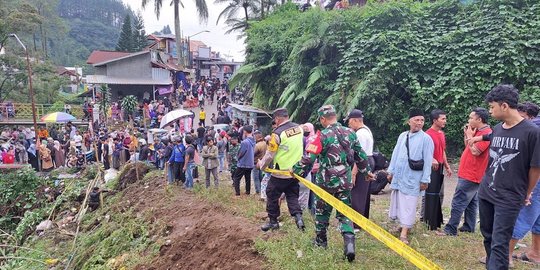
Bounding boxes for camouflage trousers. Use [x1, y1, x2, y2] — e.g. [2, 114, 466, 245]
[315, 188, 354, 235]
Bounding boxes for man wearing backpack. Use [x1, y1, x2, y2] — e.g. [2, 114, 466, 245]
[167, 136, 186, 184]
[346, 109, 375, 231]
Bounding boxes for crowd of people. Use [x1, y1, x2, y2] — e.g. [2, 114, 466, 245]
[0, 123, 95, 171]
[1, 82, 538, 269]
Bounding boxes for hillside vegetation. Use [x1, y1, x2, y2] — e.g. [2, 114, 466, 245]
[233, 0, 540, 154]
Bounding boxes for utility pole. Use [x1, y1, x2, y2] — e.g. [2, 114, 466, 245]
[9, 34, 39, 142]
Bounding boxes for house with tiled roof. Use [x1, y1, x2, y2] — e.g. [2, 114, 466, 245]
[85, 49, 179, 101]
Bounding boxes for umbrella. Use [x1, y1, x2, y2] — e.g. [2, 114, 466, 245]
[160, 109, 193, 128]
[41, 112, 76, 123]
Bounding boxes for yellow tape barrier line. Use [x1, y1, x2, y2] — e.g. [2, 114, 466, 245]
[265, 168, 442, 270]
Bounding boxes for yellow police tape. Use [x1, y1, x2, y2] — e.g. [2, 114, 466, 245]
[265, 168, 442, 270]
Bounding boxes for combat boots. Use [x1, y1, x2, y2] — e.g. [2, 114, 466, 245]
[343, 233, 356, 262]
[294, 213, 305, 231]
[261, 217, 279, 232]
[313, 231, 328, 248]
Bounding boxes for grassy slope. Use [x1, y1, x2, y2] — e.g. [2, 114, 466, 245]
[5, 167, 532, 269]
[193, 170, 532, 270]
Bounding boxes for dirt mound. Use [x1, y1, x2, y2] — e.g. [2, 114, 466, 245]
[116, 162, 150, 190]
[152, 217, 262, 270]
[121, 174, 265, 270]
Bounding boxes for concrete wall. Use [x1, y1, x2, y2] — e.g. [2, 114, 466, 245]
[94, 66, 107, 75]
[107, 53, 152, 78]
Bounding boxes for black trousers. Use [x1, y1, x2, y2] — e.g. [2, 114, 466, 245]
[233, 167, 252, 195]
[479, 198, 521, 270]
[266, 176, 302, 219]
[351, 173, 371, 226]
[351, 156, 374, 228]
[172, 161, 185, 183]
[103, 155, 110, 170]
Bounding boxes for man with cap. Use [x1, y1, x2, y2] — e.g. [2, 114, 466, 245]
[258, 108, 305, 232]
[387, 109, 434, 245]
[346, 109, 375, 231]
[294, 105, 373, 262]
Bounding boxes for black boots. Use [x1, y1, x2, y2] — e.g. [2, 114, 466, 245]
[343, 233, 356, 262]
[261, 217, 279, 232]
[313, 231, 328, 248]
[294, 213, 305, 231]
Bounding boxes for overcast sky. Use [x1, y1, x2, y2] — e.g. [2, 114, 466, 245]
[122, 0, 246, 61]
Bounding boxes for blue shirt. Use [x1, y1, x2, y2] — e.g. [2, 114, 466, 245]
[237, 136, 255, 168]
[388, 130, 434, 196]
[168, 144, 185, 162]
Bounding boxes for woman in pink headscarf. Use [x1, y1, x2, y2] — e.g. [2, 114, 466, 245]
[299, 123, 317, 212]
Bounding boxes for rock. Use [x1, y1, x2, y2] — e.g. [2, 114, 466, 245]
[36, 220, 53, 232]
[254, 212, 268, 220]
[56, 216, 75, 228]
[296, 250, 303, 258]
[104, 169, 119, 183]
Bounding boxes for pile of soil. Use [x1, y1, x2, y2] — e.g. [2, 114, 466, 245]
[119, 174, 265, 270]
[116, 162, 150, 190]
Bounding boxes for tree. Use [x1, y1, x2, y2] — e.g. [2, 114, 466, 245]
[133, 12, 148, 51]
[142, 0, 209, 67]
[216, 0, 260, 34]
[121, 95, 138, 121]
[160, 25, 172, 34]
[116, 14, 134, 52]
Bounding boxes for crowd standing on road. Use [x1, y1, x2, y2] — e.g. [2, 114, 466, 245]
[1, 83, 539, 269]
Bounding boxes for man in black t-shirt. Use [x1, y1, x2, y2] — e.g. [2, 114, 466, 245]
[478, 85, 540, 269]
[196, 124, 206, 151]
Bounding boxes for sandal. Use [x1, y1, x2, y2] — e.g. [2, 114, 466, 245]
[399, 236, 410, 245]
[515, 253, 540, 265]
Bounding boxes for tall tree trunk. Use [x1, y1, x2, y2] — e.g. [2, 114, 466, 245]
[43, 28, 48, 59]
[174, 0, 183, 68]
[33, 33, 37, 52]
[244, 6, 249, 30]
[40, 23, 45, 55]
[261, 0, 264, 19]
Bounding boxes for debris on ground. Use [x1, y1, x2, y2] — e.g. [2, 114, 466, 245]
[116, 162, 150, 190]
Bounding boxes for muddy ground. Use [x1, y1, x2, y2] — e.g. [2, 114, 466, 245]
[114, 167, 265, 270]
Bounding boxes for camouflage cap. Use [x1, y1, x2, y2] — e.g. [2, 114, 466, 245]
[317, 105, 336, 118]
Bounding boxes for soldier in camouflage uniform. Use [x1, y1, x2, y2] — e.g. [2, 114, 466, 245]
[228, 136, 240, 182]
[294, 105, 373, 262]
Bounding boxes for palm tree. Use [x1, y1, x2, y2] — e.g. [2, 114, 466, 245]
[142, 0, 209, 67]
[215, 0, 260, 33]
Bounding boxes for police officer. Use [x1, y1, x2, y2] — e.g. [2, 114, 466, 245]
[294, 105, 373, 262]
[258, 108, 305, 232]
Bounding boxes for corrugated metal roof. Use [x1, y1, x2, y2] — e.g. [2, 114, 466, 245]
[85, 75, 172, 85]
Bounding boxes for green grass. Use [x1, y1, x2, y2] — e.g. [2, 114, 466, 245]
[4, 192, 161, 270]
[193, 172, 533, 270]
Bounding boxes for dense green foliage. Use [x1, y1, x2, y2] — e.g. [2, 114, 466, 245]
[116, 15, 135, 52]
[233, 0, 540, 155]
[116, 13, 149, 52]
[1, 0, 135, 67]
[0, 168, 48, 238]
[57, 0, 136, 65]
[0, 0, 134, 103]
